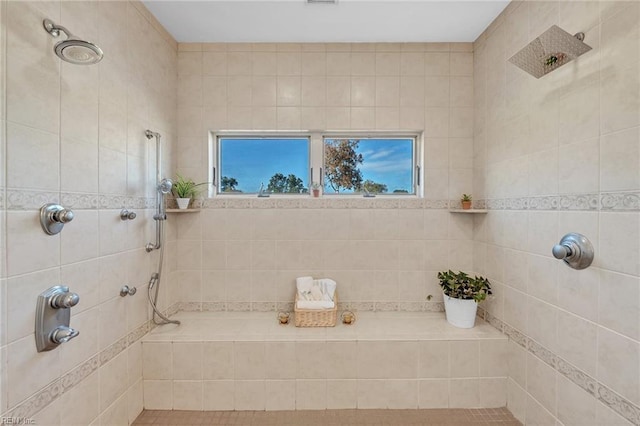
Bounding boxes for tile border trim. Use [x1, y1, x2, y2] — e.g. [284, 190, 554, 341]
[197, 198, 452, 210]
[477, 307, 640, 425]
[5, 191, 631, 211]
[5, 191, 461, 211]
[16, 191, 638, 212]
[480, 191, 640, 212]
[178, 300, 445, 313]
[2, 302, 181, 420]
[4, 190, 155, 210]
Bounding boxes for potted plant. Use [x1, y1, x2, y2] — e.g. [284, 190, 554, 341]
[311, 182, 321, 198]
[172, 174, 207, 209]
[437, 270, 491, 328]
[461, 194, 472, 210]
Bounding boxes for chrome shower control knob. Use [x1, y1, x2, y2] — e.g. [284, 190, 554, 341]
[50, 291, 80, 309]
[53, 208, 74, 223]
[40, 203, 75, 235]
[552, 233, 594, 270]
[120, 209, 137, 220]
[552, 244, 573, 260]
[49, 326, 79, 344]
[120, 285, 137, 297]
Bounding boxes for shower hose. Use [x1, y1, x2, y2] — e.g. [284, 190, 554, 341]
[147, 222, 180, 325]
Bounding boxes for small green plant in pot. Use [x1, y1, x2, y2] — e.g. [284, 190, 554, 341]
[461, 194, 472, 210]
[311, 182, 321, 198]
[437, 270, 491, 328]
[172, 174, 207, 209]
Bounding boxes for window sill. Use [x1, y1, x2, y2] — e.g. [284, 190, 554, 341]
[210, 194, 420, 199]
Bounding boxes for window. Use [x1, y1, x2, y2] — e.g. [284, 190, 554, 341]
[323, 137, 416, 195]
[211, 132, 420, 197]
[216, 136, 310, 194]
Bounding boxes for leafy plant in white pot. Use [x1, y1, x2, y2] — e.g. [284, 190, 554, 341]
[437, 270, 492, 329]
[172, 174, 207, 209]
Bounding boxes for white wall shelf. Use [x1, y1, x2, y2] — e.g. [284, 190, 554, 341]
[449, 209, 488, 214]
[166, 209, 201, 213]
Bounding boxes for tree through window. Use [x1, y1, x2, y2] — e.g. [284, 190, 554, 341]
[323, 137, 415, 194]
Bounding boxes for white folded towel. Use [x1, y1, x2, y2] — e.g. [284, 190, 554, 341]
[296, 300, 336, 310]
[296, 277, 337, 309]
[315, 278, 337, 301]
[296, 276, 314, 301]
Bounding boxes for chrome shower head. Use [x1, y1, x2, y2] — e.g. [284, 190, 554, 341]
[509, 25, 592, 78]
[158, 179, 173, 194]
[43, 19, 103, 65]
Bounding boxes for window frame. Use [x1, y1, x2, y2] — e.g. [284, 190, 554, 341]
[209, 130, 423, 198]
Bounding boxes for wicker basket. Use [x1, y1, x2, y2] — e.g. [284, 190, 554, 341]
[294, 292, 338, 327]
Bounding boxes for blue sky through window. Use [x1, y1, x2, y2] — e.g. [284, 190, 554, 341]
[219, 138, 309, 193]
[324, 138, 414, 194]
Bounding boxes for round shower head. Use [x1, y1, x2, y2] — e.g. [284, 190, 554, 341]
[54, 39, 103, 65]
[158, 179, 173, 194]
[43, 19, 103, 65]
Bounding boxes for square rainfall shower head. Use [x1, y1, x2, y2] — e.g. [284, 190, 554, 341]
[509, 25, 592, 78]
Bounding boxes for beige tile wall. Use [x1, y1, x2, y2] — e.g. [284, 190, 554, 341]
[140, 311, 509, 411]
[0, 0, 177, 423]
[175, 42, 474, 192]
[171, 206, 477, 308]
[473, 1, 640, 425]
[2, 0, 637, 421]
[142, 338, 509, 411]
[171, 42, 477, 308]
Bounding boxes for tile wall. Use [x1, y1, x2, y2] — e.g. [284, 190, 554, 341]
[473, 1, 640, 425]
[170, 42, 477, 310]
[0, 1, 177, 424]
[1, 0, 638, 423]
[142, 337, 509, 411]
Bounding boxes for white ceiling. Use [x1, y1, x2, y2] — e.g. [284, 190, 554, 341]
[143, 0, 510, 43]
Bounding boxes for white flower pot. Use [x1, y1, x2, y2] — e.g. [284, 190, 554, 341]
[443, 292, 478, 328]
[176, 198, 191, 209]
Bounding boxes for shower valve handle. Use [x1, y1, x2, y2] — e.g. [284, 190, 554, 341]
[120, 285, 137, 297]
[50, 326, 79, 344]
[40, 204, 75, 235]
[552, 233, 594, 270]
[53, 209, 74, 223]
[120, 209, 137, 220]
[552, 243, 574, 260]
[50, 291, 80, 309]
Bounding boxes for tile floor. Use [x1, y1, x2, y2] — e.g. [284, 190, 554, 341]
[132, 408, 521, 425]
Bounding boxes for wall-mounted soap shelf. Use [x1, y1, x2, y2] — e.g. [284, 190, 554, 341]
[449, 209, 488, 214]
[166, 209, 201, 213]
